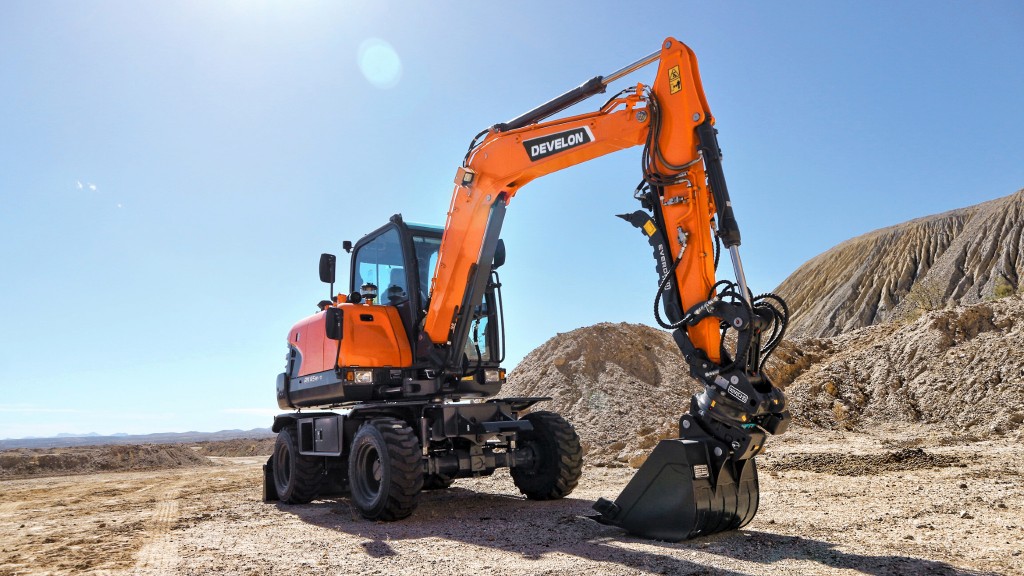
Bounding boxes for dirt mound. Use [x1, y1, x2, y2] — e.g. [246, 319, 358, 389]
[0, 443, 212, 479]
[504, 322, 700, 468]
[762, 448, 964, 476]
[190, 438, 275, 457]
[777, 188, 1024, 338]
[781, 296, 1024, 437]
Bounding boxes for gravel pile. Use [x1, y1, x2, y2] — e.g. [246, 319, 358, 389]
[780, 296, 1024, 436]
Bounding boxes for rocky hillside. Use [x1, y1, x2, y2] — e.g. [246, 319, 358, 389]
[777, 189, 1024, 338]
[774, 296, 1024, 436]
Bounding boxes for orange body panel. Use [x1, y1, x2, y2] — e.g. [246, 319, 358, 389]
[424, 37, 723, 362]
[336, 304, 412, 368]
[290, 312, 329, 377]
[290, 304, 412, 376]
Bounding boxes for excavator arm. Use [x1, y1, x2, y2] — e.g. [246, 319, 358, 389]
[423, 37, 792, 540]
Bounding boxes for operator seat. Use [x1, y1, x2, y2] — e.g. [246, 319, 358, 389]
[385, 268, 415, 339]
[385, 269, 408, 305]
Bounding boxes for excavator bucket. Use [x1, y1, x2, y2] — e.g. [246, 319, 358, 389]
[592, 438, 759, 541]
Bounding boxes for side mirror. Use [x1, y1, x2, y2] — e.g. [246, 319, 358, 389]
[492, 239, 506, 270]
[324, 308, 344, 340]
[319, 253, 337, 284]
[342, 240, 353, 254]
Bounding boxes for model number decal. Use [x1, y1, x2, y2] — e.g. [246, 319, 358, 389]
[523, 127, 594, 161]
[692, 464, 709, 479]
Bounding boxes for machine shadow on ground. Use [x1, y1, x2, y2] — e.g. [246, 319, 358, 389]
[275, 485, 996, 576]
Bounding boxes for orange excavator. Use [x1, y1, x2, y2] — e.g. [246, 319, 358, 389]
[265, 37, 791, 541]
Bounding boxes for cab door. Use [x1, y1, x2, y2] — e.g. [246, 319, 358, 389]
[348, 222, 424, 352]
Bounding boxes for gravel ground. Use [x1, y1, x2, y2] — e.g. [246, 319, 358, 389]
[1, 425, 1020, 576]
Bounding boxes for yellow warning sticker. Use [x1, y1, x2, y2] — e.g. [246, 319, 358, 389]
[668, 66, 682, 94]
[643, 220, 657, 237]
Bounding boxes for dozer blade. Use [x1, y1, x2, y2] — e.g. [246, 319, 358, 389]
[591, 438, 758, 541]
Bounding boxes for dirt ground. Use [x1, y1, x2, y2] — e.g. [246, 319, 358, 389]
[1, 425, 1020, 576]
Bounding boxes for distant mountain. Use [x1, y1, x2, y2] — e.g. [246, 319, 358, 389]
[0, 428, 274, 450]
[776, 188, 1024, 338]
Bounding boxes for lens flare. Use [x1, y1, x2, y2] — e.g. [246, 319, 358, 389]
[358, 38, 402, 89]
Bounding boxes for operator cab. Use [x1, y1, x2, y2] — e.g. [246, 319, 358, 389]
[345, 214, 505, 376]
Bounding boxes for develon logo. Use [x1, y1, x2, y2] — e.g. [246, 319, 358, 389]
[523, 127, 595, 161]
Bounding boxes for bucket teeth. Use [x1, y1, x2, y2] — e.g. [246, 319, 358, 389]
[591, 438, 759, 541]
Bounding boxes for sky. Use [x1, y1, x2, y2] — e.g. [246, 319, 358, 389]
[1, 1, 1022, 438]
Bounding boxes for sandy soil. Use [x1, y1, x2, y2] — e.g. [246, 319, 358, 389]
[1, 425, 1020, 576]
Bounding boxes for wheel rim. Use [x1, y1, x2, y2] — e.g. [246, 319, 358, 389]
[274, 441, 291, 490]
[356, 444, 382, 498]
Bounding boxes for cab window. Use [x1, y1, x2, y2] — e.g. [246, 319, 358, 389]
[464, 311, 491, 361]
[412, 234, 442, 303]
[353, 228, 408, 305]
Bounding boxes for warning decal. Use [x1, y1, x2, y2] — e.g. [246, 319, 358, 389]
[668, 66, 682, 94]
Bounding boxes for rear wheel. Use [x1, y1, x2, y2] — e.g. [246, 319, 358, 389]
[511, 411, 583, 500]
[348, 417, 423, 520]
[272, 425, 325, 504]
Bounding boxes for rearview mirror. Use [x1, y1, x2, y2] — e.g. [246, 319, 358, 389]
[492, 239, 506, 270]
[319, 253, 337, 284]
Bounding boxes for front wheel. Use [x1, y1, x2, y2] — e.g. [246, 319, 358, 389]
[272, 425, 325, 504]
[511, 411, 583, 500]
[348, 417, 423, 520]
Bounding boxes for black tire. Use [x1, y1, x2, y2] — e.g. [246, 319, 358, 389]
[272, 425, 325, 504]
[422, 473, 454, 491]
[348, 417, 423, 520]
[510, 411, 583, 500]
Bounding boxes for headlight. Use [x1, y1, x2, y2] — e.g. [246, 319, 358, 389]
[484, 369, 505, 384]
[353, 369, 374, 384]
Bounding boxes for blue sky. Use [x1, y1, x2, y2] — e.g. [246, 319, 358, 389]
[1, 1, 1021, 437]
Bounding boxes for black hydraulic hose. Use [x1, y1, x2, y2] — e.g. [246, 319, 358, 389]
[463, 129, 490, 166]
[653, 250, 687, 330]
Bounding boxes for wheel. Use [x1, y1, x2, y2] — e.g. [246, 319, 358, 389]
[422, 473, 454, 491]
[511, 411, 583, 500]
[272, 425, 325, 504]
[348, 417, 423, 520]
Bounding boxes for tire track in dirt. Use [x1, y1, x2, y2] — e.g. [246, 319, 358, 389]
[132, 491, 181, 576]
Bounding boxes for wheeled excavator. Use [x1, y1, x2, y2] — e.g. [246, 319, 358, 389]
[265, 37, 791, 541]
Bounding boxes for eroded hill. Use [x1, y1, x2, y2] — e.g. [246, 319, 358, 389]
[777, 189, 1024, 338]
